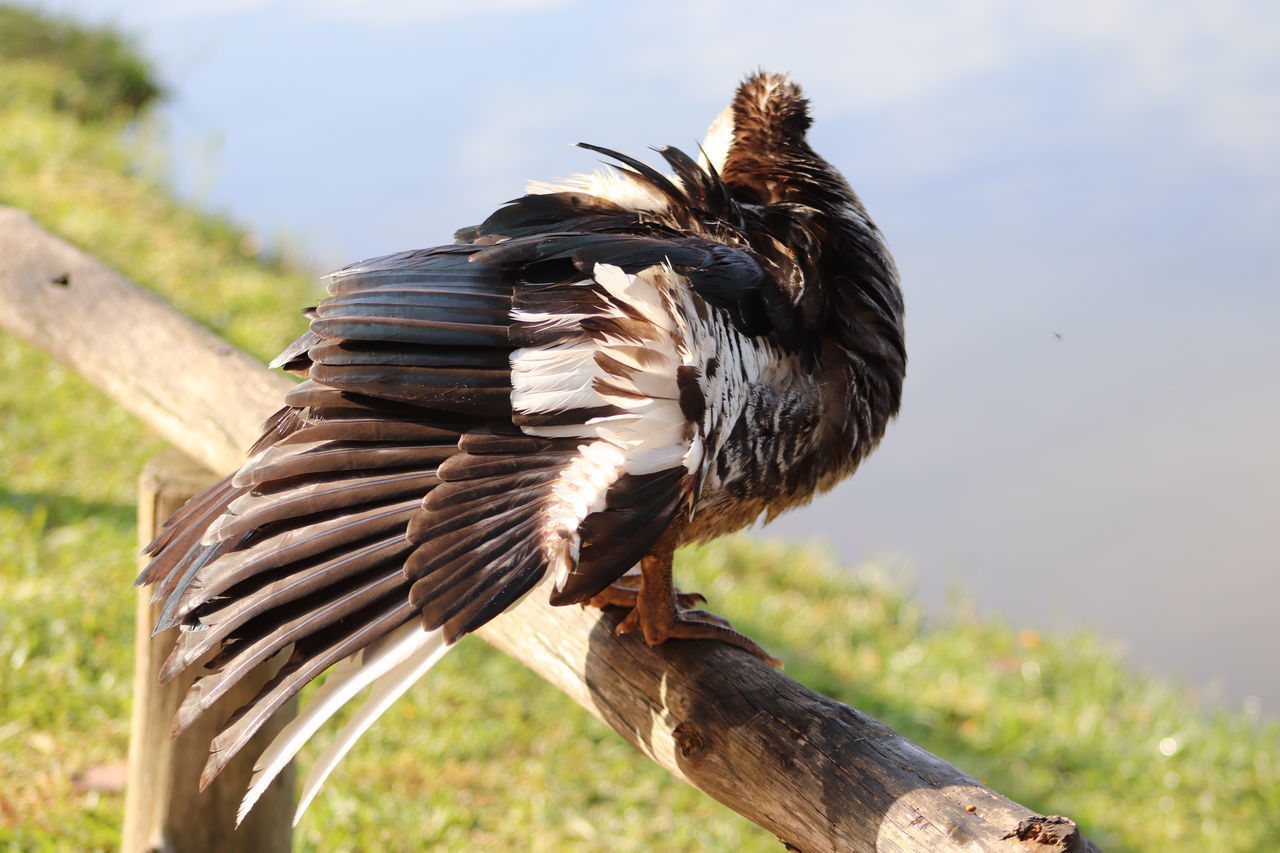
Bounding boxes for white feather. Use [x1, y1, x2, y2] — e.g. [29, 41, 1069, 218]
[511, 264, 703, 480]
[236, 621, 446, 824]
[543, 441, 625, 589]
[526, 166, 671, 212]
[509, 308, 586, 334]
[697, 105, 735, 175]
[291, 629, 450, 823]
[511, 385, 601, 413]
[510, 261, 749, 578]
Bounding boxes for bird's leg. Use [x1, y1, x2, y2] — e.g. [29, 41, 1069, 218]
[592, 524, 781, 667]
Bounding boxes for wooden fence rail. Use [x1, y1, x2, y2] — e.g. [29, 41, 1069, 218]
[0, 207, 1101, 852]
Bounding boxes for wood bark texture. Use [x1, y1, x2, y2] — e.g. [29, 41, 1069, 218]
[1, 207, 1102, 852]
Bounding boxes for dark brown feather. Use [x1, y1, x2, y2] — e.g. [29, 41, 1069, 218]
[550, 468, 688, 605]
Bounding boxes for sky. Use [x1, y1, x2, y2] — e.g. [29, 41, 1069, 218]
[34, 0, 1280, 710]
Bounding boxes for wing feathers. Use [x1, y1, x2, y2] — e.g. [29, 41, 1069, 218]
[169, 564, 408, 715]
[139, 476, 242, 588]
[277, 416, 464, 447]
[205, 469, 439, 544]
[135, 153, 767, 818]
[234, 444, 450, 488]
[165, 534, 414, 675]
[310, 317, 508, 348]
[174, 499, 418, 615]
[200, 600, 417, 785]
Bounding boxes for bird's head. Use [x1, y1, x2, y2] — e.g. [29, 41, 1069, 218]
[704, 72, 907, 432]
[700, 71, 819, 207]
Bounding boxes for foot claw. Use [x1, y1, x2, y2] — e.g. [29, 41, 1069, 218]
[657, 617, 783, 668]
[595, 592, 780, 667]
[676, 608, 732, 628]
[614, 606, 642, 635]
[587, 568, 781, 667]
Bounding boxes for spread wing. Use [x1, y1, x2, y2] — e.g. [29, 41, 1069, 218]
[139, 183, 796, 818]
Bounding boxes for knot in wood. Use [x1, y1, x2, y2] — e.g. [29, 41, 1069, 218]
[672, 722, 705, 759]
[1001, 815, 1081, 849]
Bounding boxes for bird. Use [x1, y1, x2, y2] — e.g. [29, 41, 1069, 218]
[138, 71, 906, 823]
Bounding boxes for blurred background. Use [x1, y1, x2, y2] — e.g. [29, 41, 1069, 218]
[33, 0, 1275, 710]
[2, 2, 1276, 849]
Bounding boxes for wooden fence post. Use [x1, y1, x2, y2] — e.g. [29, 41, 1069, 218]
[121, 451, 295, 853]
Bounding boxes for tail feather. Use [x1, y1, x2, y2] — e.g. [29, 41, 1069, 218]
[291, 628, 451, 823]
[236, 621, 452, 824]
[201, 601, 416, 782]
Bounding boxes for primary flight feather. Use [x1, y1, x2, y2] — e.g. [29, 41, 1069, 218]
[140, 71, 907, 822]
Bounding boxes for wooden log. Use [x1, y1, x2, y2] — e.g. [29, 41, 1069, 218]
[0, 208, 294, 475]
[0, 207, 1102, 852]
[122, 452, 294, 853]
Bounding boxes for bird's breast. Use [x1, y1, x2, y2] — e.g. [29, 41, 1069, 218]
[677, 304, 831, 542]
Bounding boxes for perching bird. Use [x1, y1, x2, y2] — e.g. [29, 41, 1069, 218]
[139, 71, 906, 822]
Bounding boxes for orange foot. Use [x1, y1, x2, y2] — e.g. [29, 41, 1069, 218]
[588, 572, 782, 668]
[588, 572, 707, 611]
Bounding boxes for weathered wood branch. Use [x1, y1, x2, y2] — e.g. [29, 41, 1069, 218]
[1, 207, 1101, 852]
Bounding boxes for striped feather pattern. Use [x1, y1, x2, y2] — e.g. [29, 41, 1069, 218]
[136, 71, 906, 825]
[140, 241, 719, 816]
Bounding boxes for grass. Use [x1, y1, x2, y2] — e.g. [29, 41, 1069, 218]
[1, 8, 1278, 851]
